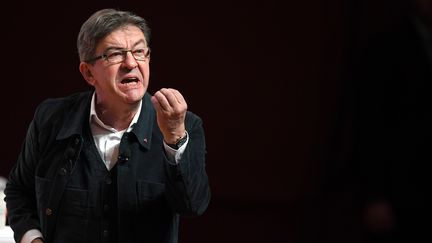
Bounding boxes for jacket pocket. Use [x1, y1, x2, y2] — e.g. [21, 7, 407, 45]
[58, 187, 89, 218]
[135, 181, 171, 239]
[52, 188, 89, 242]
[52, 216, 89, 243]
[136, 180, 167, 225]
[137, 180, 165, 202]
[35, 176, 53, 222]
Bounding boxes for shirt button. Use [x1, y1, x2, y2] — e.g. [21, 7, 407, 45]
[45, 208, 53, 216]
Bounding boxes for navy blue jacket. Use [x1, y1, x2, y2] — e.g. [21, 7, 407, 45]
[5, 90, 210, 243]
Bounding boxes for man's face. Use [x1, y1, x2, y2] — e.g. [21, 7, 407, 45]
[82, 25, 150, 108]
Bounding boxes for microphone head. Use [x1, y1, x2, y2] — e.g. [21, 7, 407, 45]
[119, 148, 131, 162]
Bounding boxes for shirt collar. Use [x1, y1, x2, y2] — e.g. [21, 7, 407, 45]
[89, 92, 142, 133]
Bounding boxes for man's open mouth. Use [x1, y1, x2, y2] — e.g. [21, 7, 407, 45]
[121, 77, 139, 84]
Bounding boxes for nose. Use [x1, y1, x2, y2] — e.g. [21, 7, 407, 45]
[122, 51, 138, 69]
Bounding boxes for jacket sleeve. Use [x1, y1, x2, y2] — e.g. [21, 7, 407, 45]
[4, 108, 42, 243]
[163, 112, 211, 216]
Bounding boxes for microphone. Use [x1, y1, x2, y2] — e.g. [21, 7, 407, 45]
[118, 148, 131, 162]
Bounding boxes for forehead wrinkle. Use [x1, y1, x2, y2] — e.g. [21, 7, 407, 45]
[96, 25, 147, 52]
[101, 38, 147, 51]
[97, 39, 148, 56]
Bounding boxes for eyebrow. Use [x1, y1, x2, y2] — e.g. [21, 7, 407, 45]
[103, 40, 148, 52]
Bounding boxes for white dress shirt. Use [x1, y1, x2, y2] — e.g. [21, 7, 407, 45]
[89, 92, 188, 169]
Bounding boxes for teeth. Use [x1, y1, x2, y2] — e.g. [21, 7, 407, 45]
[121, 78, 138, 84]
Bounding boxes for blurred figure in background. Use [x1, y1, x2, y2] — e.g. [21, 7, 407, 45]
[350, 0, 432, 242]
[0, 177, 6, 228]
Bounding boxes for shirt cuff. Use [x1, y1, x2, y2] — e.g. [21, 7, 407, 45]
[21, 229, 43, 243]
[163, 131, 189, 164]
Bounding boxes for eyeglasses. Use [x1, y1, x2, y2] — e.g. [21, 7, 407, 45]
[86, 48, 151, 64]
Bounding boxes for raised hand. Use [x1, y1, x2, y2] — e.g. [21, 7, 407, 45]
[151, 88, 187, 144]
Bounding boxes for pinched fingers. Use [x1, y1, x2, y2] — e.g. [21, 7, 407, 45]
[151, 88, 188, 143]
[152, 88, 187, 114]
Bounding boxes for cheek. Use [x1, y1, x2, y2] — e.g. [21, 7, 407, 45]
[140, 65, 150, 81]
[144, 68, 150, 81]
[96, 68, 118, 83]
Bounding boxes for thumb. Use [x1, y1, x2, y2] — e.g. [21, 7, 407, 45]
[151, 96, 161, 112]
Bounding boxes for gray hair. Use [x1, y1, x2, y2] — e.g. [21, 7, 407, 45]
[77, 9, 151, 62]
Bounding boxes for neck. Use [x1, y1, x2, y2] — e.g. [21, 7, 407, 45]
[96, 101, 140, 131]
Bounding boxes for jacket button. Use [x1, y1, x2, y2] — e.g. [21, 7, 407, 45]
[105, 176, 112, 185]
[117, 155, 129, 161]
[103, 204, 109, 211]
[103, 230, 109, 237]
[45, 208, 52, 216]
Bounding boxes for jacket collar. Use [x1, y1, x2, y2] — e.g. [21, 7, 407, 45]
[130, 92, 154, 150]
[56, 91, 93, 141]
[56, 90, 154, 150]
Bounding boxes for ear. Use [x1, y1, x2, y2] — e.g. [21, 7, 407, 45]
[79, 62, 95, 86]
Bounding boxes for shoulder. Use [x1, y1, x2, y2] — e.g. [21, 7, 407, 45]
[33, 90, 92, 125]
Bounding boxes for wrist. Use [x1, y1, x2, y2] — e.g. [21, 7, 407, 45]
[165, 131, 187, 149]
[164, 129, 186, 144]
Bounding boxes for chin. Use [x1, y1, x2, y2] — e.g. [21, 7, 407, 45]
[124, 93, 145, 104]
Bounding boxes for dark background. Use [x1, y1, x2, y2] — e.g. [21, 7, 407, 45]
[0, 0, 414, 242]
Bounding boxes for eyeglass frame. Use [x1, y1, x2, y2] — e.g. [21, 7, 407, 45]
[85, 47, 151, 64]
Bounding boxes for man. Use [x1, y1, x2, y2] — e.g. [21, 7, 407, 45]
[4, 9, 210, 243]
